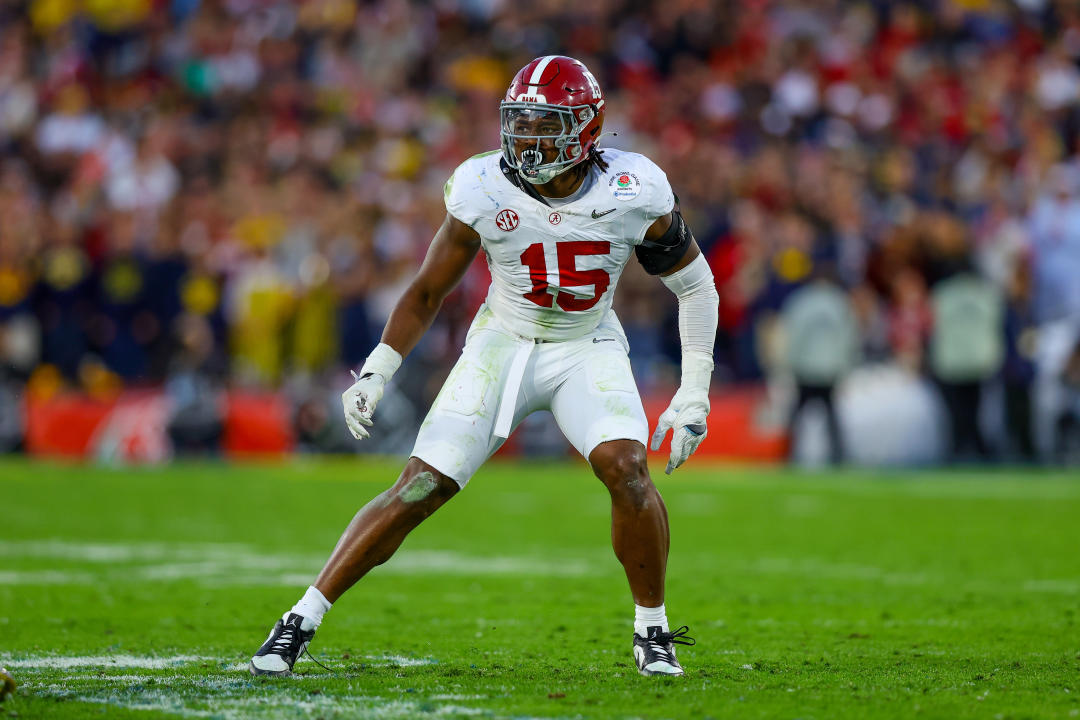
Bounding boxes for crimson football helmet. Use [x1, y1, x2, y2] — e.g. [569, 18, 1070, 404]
[500, 55, 606, 185]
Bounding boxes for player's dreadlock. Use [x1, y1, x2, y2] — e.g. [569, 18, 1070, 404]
[561, 146, 607, 188]
[586, 146, 609, 173]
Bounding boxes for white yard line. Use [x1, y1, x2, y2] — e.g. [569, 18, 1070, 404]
[9, 656, 566, 720]
[0, 539, 592, 586]
[736, 556, 1080, 596]
[18, 670, 499, 720]
[0, 570, 98, 585]
[1023, 579, 1080, 594]
[748, 556, 929, 585]
[3, 654, 211, 669]
[378, 550, 591, 577]
[365, 655, 439, 667]
[0, 541, 253, 563]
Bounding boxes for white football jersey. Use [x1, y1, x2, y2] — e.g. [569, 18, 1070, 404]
[444, 148, 675, 341]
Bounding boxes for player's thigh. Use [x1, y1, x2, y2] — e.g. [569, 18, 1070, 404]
[412, 330, 522, 488]
[550, 343, 649, 459]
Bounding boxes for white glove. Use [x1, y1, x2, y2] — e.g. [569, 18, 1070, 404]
[343, 372, 386, 440]
[342, 343, 402, 441]
[649, 351, 712, 474]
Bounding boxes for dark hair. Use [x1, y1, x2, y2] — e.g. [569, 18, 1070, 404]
[585, 146, 608, 174]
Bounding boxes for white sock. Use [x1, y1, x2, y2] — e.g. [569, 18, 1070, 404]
[634, 603, 669, 637]
[288, 586, 332, 629]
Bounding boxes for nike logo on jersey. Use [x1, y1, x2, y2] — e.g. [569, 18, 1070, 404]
[592, 338, 616, 344]
[591, 208, 616, 219]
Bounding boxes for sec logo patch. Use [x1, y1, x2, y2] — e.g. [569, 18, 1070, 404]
[548, 212, 562, 225]
[495, 209, 520, 232]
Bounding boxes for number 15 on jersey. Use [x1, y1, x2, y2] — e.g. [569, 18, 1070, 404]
[519, 240, 611, 312]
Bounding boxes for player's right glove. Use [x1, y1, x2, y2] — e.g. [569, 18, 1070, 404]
[649, 351, 712, 474]
[342, 343, 402, 441]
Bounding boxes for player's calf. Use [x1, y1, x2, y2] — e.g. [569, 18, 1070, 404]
[315, 461, 460, 595]
[249, 461, 460, 676]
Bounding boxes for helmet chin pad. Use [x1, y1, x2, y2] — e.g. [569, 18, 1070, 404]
[519, 149, 568, 184]
[521, 167, 563, 185]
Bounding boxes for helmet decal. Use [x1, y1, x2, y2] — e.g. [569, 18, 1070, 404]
[527, 55, 559, 85]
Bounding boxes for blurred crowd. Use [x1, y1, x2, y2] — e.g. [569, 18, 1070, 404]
[2, 0, 1080, 460]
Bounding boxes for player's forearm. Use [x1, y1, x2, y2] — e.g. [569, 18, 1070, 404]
[660, 254, 719, 387]
[378, 285, 446, 359]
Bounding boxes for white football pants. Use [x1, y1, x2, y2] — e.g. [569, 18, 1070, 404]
[412, 304, 649, 486]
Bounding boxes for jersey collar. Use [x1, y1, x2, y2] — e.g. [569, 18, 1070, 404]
[499, 157, 552, 207]
[499, 157, 597, 209]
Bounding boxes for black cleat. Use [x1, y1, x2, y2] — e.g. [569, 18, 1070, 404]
[633, 625, 695, 676]
[249, 613, 316, 676]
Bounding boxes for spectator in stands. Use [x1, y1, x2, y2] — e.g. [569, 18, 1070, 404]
[92, 210, 154, 380]
[1001, 257, 1038, 462]
[35, 216, 91, 380]
[165, 314, 225, 455]
[886, 267, 932, 374]
[929, 272, 1005, 463]
[780, 272, 860, 464]
[1, 0, 1080, 466]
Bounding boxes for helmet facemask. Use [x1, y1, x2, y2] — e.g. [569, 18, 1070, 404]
[500, 103, 596, 185]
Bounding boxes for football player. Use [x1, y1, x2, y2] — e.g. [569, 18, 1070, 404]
[250, 55, 718, 678]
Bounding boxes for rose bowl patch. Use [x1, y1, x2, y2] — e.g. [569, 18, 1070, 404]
[608, 171, 642, 201]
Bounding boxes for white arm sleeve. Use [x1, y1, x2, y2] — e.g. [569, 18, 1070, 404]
[660, 254, 719, 388]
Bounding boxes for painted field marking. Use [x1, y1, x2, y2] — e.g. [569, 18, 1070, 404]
[3, 655, 211, 669]
[10, 655, 497, 720]
[0, 540, 593, 587]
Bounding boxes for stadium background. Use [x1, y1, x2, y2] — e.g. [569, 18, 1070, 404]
[1, 0, 1080, 466]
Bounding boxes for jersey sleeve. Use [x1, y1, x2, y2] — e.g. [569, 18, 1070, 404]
[443, 161, 475, 227]
[627, 157, 675, 245]
[443, 152, 499, 228]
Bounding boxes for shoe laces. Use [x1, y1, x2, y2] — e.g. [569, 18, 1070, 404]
[268, 622, 303, 657]
[268, 619, 333, 673]
[646, 625, 696, 664]
[302, 648, 333, 673]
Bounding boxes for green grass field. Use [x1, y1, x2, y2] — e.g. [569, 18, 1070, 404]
[1, 457, 1078, 719]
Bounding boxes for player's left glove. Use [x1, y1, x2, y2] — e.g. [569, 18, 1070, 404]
[342, 343, 402, 441]
[650, 351, 712, 474]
